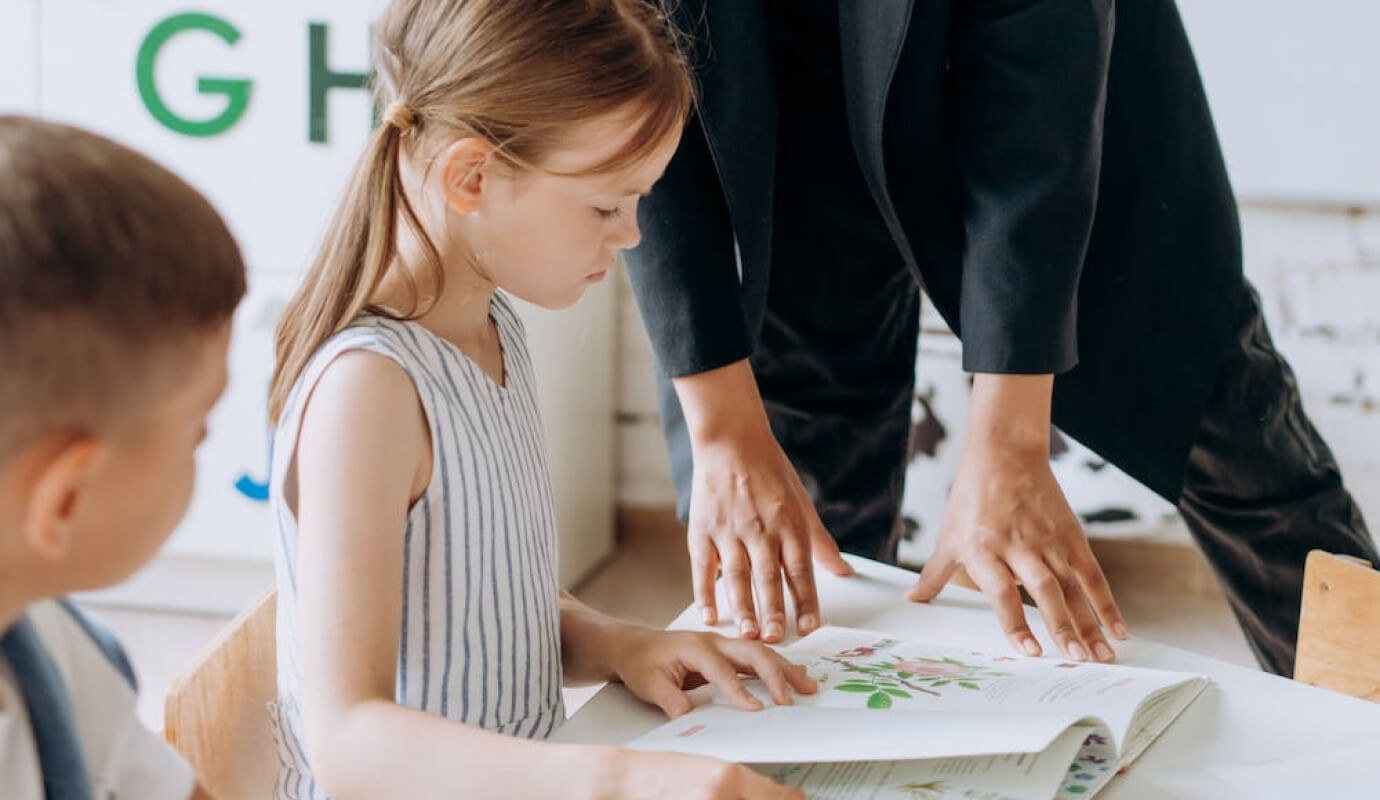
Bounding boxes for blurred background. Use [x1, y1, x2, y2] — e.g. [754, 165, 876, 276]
[1, 0, 1376, 726]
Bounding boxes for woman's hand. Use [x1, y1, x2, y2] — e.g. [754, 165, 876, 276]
[907, 374, 1127, 662]
[674, 360, 853, 643]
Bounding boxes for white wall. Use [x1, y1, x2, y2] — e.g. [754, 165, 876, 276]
[4, 1, 616, 611]
[1177, 0, 1380, 206]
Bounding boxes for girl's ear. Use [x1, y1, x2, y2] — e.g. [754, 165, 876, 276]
[22, 435, 102, 562]
[438, 138, 496, 215]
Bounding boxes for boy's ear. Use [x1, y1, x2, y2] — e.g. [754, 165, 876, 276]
[23, 435, 102, 561]
[438, 137, 496, 215]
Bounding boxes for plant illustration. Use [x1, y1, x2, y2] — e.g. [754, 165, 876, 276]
[824, 646, 1011, 709]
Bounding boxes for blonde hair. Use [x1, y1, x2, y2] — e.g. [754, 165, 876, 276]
[269, 0, 691, 423]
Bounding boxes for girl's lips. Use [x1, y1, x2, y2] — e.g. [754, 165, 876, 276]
[586, 270, 608, 282]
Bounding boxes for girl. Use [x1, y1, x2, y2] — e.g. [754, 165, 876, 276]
[266, 1, 815, 798]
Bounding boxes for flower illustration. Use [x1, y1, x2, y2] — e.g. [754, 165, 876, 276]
[895, 659, 972, 678]
[835, 646, 877, 658]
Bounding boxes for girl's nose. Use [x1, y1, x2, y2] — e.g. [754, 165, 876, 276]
[608, 205, 641, 250]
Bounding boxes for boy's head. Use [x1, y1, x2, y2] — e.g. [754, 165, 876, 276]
[0, 116, 245, 597]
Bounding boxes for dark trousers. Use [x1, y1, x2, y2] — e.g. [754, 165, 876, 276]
[750, 274, 1377, 677]
[1176, 287, 1378, 675]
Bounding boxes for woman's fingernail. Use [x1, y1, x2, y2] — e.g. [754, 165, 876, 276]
[1094, 642, 1115, 662]
[740, 620, 758, 638]
[1021, 638, 1041, 657]
[798, 613, 817, 633]
[1068, 641, 1089, 662]
[764, 622, 782, 641]
[700, 607, 714, 625]
[1112, 622, 1129, 640]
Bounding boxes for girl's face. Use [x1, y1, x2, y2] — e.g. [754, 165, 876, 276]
[445, 109, 683, 309]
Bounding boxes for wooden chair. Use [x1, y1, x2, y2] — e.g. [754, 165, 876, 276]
[1295, 550, 1380, 702]
[164, 589, 280, 799]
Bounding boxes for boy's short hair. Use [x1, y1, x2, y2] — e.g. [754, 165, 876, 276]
[0, 116, 246, 458]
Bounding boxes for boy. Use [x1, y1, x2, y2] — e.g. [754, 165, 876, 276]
[0, 115, 245, 799]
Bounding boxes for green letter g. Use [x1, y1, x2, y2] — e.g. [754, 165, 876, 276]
[136, 13, 251, 137]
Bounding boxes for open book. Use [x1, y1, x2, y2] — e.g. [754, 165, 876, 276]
[627, 627, 1209, 800]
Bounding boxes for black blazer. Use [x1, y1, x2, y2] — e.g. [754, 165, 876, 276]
[626, 0, 1246, 502]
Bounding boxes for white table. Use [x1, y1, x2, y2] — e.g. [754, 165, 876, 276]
[556, 555, 1380, 799]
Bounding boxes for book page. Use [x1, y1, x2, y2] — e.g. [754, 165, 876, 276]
[1118, 679, 1209, 766]
[752, 724, 1096, 800]
[627, 627, 1205, 765]
[784, 628, 1203, 753]
[627, 704, 1082, 763]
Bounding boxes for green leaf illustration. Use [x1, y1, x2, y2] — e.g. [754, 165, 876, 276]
[867, 691, 893, 709]
[931, 680, 949, 687]
[897, 672, 913, 679]
[958, 682, 981, 690]
[883, 688, 911, 698]
[835, 684, 876, 693]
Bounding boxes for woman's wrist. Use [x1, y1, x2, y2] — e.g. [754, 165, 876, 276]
[966, 372, 1055, 458]
[672, 359, 773, 445]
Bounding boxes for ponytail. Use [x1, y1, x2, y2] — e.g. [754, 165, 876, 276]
[267, 118, 440, 424]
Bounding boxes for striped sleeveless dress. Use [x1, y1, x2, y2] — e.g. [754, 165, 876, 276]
[267, 292, 565, 800]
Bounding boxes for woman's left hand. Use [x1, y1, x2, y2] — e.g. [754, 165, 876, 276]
[606, 627, 817, 718]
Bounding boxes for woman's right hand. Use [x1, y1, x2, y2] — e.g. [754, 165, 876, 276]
[596, 749, 802, 800]
[687, 430, 851, 643]
[673, 360, 854, 644]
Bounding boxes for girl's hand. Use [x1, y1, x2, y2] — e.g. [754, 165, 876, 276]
[606, 627, 817, 718]
[594, 748, 803, 800]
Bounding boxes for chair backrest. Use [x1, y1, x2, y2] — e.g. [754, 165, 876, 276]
[165, 588, 279, 799]
[1295, 550, 1380, 702]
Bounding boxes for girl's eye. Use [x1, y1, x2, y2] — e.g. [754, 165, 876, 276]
[594, 206, 622, 220]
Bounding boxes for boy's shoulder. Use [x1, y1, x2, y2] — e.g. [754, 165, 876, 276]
[1, 599, 194, 800]
[11, 599, 134, 693]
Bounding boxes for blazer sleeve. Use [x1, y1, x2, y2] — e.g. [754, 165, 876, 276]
[624, 113, 754, 378]
[950, 0, 1114, 375]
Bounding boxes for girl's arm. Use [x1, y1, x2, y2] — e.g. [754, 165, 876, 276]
[293, 351, 585, 798]
[292, 351, 798, 800]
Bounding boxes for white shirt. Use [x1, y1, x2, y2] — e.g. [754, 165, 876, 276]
[0, 600, 194, 800]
